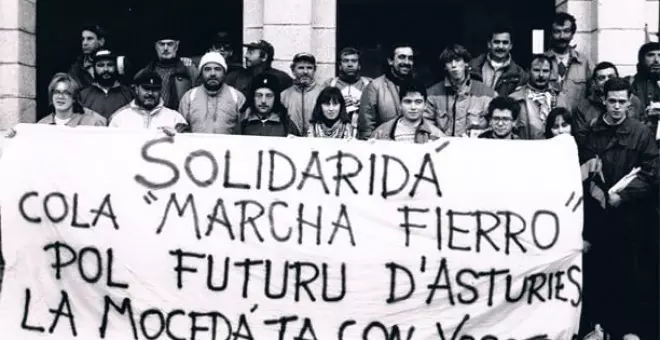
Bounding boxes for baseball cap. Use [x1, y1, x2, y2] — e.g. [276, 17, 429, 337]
[292, 52, 316, 65]
[243, 40, 274, 58]
[134, 71, 162, 89]
[92, 49, 116, 62]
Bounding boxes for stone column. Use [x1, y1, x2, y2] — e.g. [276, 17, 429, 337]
[243, 0, 264, 52]
[262, 0, 313, 78]
[312, 0, 336, 83]
[0, 0, 37, 129]
[592, 0, 647, 76]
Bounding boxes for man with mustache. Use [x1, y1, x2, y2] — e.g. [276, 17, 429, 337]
[135, 30, 198, 110]
[109, 71, 188, 131]
[225, 40, 293, 96]
[323, 47, 372, 129]
[358, 42, 415, 139]
[79, 50, 134, 120]
[574, 62, 644, 134]
[629, 42, 660, 139]
[544, 12, 593, 112]
[281, 52, 324, 135]
[178, 52, 245, 134]
[469, 25, 527, 96]
[425, 44, 496, 137]
[509, 54, 560, 139]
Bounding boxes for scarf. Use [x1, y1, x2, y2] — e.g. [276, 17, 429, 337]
[385, 68, 409, 87]
[312, 121, 350, 138]
[526, 85, 553, 122]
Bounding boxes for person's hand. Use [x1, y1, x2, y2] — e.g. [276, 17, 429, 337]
[287, 134, 297, 139]
[582, 240, 591, 253]
[159, 126, 176, 137]
[608, 192, 622, 208]
[4, 128, 16, 138]
[180, 57, 194, 67]
[645, 102, 660, 116]
[344, 95, 356, 107]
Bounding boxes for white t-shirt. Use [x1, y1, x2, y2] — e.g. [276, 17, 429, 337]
[109, 101, 187, 130]
[54, 116, 72, 125]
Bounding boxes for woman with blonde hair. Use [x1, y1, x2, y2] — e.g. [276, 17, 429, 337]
[37, 73, 106, 126]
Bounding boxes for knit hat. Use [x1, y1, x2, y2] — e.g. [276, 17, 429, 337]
[251, 73, 281, 93]
[199, 52, 228, 72]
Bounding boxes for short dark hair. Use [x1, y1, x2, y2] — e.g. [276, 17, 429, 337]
[339, 47, 360, 59]
[486, 96, 520, 121]
[545, 107, 573, 138]
[81, 23, 106, 40]
[310, 87, 350, 124]
[439, 44, 472, 65]
[530, 54, 554, 68]
[398, 80, 427, 102]
[552, 12, 577, 34]
[603, 78, 631, 97]
[390, 42, 414, 59]
[490, 25, 514, 42]
[592, 62, 619, 79]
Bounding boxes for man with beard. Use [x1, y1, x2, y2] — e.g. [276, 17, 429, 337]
[574, 62, 643, 134]
[478, 96, 521, 139]
[225, 40, 293, 95]
[629, 42, 660, 138]
[544, 12, 592, 112]
[109, 71, 188, 131]
[135, 30, 198, 110]
[425, 44, 496, 137]
[358, 42, 415, 139]
[281, 52, 324, 134]
[178, 52, 245, 134]
[469, 25, 527, 96]
[238, 73, 300, 137]
[323, 47, 372, 128]
[79, 50, 134, 120]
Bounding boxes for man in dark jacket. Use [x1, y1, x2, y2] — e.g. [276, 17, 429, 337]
[79, 50, 134, 120]
[135, 30, 198, 110]
[238, 73, 300, 137]
[469, 25, 527, 96]
[629, 42, 660, 137]
[225, 40, 293, 96]
[580, 77, 659, 340]
[191, 32, 244, 86]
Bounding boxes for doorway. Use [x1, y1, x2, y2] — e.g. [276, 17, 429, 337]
[36, 0, 243, 119]
[337, 0, 556, 85]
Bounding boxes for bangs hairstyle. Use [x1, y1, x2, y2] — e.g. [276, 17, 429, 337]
[47, 73, 82, 106]
[310, 87, 350, 123]
[439, 44, 472, 65]
[544, 107, 573, 138]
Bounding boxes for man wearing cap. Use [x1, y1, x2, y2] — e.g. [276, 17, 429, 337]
[238, 73, 300, 137]
[135, 30, 198, 110]
[79, 49, 134, 119]
[280, 52, 324, 134]
[109, 71, 188, 131]
[192, 32, 243, 74]
[225, 40, 293, 95]
[178, 52, 245, 134]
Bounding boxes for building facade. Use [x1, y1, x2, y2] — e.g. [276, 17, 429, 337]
[0, 0, 658, 129]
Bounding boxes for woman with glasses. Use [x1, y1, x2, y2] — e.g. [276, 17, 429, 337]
[37, 73, 107, 126]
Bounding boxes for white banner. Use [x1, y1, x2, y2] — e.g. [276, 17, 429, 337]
[0, 124, 584, 340]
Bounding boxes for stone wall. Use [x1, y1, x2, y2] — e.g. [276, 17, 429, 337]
[0, 0, 37, 129]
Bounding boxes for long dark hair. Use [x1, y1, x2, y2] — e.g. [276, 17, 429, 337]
[544, 107, 574, 138]
[309, 87, 350, 124]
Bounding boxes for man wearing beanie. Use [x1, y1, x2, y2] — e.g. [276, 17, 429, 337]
[135, 29, 198, 110]
[238, 73, 300, 137]
[178, 52, 245, 134]
[629, 42, 660, 139]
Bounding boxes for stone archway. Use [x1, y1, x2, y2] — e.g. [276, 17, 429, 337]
[0, 0, 37, 129]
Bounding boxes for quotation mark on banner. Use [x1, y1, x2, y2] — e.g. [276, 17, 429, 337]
[434, 140, 450, 154]
[143, 191, 159, 205]
[564, 191, 583, 213]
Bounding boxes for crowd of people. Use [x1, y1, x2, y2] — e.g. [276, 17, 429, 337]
[4, 10, 660, 340]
